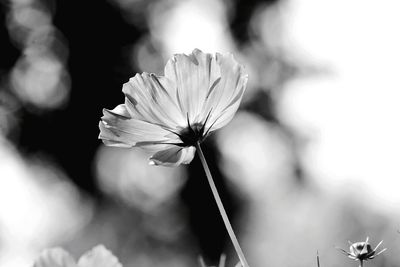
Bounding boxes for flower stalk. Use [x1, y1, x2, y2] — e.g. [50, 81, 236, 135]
[195, 141, 250, 267]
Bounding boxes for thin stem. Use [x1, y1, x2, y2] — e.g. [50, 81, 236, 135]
[195, 142, 250, 267]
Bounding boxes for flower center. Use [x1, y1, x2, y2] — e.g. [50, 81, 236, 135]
[351, 242, 373, 260]
[178, 122, 206, 146]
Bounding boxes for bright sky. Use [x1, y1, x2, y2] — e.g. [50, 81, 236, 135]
[0, 139, 92, 267]
[150, 0, 232, 55]
[278, 0, 400, 211]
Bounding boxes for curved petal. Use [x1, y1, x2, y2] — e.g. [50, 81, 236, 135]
[122, 73, 186, 128]
[99, 106, 181, 148]
[105, 104, 131, 118]
[149, 146, 196, 167]
[181, 146, 196, 164]
[202, 52, 248, 131]
[77, 245, 122, 267]
[206, 75, 247, 131]
[164, 49, 221, 122]
[33, 248, 77, 267]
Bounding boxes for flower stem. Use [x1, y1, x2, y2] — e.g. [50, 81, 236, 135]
[195, 142, 250, 267]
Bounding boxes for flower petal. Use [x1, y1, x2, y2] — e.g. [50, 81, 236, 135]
[99, 106, 181, 148]
[181, 146, 196, 164]
[202, 52, 248, 131]
[105, 104, 131, 118]
[164, 49, 221, 122]
[77, 245, 122, 267]
[149, 146, 196, 166]
[122, 73, 186, 128]
[33, 248, 77, 267]
[206, 76, 247, 131]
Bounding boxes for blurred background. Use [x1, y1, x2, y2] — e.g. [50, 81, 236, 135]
[1, 0, 400, 266]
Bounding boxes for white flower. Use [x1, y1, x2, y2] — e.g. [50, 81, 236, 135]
[33, 245, 122, 267]
[99, 49, 248, 166]
[338, 237, 386, 263]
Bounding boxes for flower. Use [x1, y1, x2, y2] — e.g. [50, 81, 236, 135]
[33, 245, 122, 267]
[337, 237, 386, 264]
[99, 49, 248, 166]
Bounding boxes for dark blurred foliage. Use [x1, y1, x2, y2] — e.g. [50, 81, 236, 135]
[0, 0, 304, 263]
[12, 0, 145, 194]
[229, 0, 278, 46]
[0, 2, 19, 72]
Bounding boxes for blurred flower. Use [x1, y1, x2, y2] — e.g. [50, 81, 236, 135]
[33, 245, 122, 267]
[99, 49, 247, 166]
[338, 237, 386, 266]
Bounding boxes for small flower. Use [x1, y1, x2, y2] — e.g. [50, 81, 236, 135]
[33, 245, 122, 267]
[99, 49, 248, 166]
[337, 237, 386, 266]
